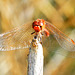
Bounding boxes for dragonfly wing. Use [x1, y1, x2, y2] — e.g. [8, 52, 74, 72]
[0, 21, 34, 51]
[45, 21, 75, 52]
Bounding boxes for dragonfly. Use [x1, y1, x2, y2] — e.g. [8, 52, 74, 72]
[0, 19, 75, 57]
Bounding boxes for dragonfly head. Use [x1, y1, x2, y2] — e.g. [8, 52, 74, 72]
[32, 19, 45, 32]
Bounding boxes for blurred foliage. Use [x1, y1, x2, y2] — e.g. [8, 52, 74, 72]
[0, 0, 75, 75]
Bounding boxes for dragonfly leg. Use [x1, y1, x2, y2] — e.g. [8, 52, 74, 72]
[31, 32, 35, 35]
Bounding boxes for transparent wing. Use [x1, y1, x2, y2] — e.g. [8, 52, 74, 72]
[45, 21, 75, 52]
[0, 21, 34, 51]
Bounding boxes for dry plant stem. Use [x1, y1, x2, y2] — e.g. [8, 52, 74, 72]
[28, 39, 43, 75]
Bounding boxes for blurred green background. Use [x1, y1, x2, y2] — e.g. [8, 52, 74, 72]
[0, 0, 75, 75]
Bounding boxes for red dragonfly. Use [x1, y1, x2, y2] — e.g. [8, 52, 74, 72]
[0, 19, 75, 56]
